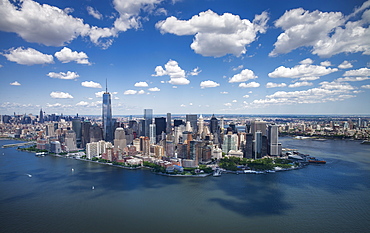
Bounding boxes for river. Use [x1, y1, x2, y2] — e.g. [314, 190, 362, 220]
[1, 137, 369, 233]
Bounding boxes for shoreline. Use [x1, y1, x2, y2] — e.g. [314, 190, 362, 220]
[4, 139, 316, 178]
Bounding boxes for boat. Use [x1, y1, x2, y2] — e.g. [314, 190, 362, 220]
[213, 169, 222, 177]
[35, 152, 47, 156]
[26, 174, 32, 178]
[92, 186, 95, 190]
[308, 159, 326, 164]
[361, 140, 370, 145]
[244, 170, 257, 174]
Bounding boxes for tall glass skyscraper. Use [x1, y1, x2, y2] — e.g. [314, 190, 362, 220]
[102, 84, 113, 142]
[144, 109, 153, 137]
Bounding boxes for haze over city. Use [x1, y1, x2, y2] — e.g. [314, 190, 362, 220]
[1, 0, 370, 115]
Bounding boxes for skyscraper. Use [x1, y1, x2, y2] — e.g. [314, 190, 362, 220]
[114, 127, 126, 150]
[186, 114, 197, 133]
[144, 109, 153, 137]
[210, 114, 219, 134]
[198, 115, 204, 138]
[268, 124, 279, 156]
[222, 132, 238, 154]
[72, 117, 82, 148]
[81, 120, 91, 148]
[149, 123, 156, 145]
[166, 113, 171, 134]
[155, 117, 166, 142]
[254, 131, 262, 159]
[39, 109, 44, 123]
[251, 120, 267, 139]
[102, 81, 113, 142]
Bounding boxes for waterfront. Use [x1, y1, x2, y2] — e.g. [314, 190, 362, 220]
[1, 137, 370, 233]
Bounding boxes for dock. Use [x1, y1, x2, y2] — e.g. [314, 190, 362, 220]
[2, 141, 36, 148]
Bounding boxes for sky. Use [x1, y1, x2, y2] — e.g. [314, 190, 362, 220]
[0, 0, 370, 116]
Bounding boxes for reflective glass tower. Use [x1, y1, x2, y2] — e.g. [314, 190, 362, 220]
[144, 109, 153, 137]
[102, 81, 113, 142]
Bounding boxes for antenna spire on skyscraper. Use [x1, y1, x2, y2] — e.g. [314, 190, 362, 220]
[106, 78, 108, 93]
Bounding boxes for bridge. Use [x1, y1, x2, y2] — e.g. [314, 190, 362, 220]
[2, 141, 36, 148]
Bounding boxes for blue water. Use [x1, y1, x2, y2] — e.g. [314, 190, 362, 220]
[0, 138, 369, 233]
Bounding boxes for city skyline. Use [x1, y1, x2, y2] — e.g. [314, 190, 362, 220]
[1, 0, 370, 115]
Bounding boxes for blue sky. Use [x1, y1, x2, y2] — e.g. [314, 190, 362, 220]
[0, 0, 369, 116]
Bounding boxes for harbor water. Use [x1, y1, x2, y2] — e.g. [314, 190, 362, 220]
[1, 137, 369, 233]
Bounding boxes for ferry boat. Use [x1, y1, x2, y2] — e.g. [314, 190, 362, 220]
[35, 152, 47, 156]
[308, 159, 326, 164]
[244, 170, 257, 174]
[213, 169, 222, 177]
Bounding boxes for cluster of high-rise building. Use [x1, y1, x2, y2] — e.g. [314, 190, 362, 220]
[278, 117, 370, 139]
[0, 88, 284, 168]
[2, 87, 369, 168]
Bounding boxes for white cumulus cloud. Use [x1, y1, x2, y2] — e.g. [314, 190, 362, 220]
[55, 47, 91, 65]
[10, 81, 21, 86]
[189, 67, 201, 76]
[148, 87, 160, 92]
[152, 60, 190, 85]
[113, 0, 165, 32]
[156, 10, 269, 57]
[81, 81, 102, 88]
[343, 67, 370, 77]
[76, 101, 89, 106]
[320, 61, 332, 67]
[229, 69, 258, 83]
[266, 82, 287, 88]
[270, 2, 370, 57]
[268, 62, 338, 80]
[134, 81, 149, 87]
[300, 58, 314, 65]
[288, 81, 313, 88]
[50, 91, 73, 99]
[243, 95, 250, 98]
[361, 84, 370, 89]
[336, 77, 370, 82]
[239, 82, 260, 88]
[0, 0, 115, 47]
[47, 71, 79, 80]
[200, 80, 220, 88]
[87, 6, 103, 20]
[338, 60, 353, 69]
[124, 90, 137, 95]
[95, 91, 105, 98]
[2, 47, 53, 65]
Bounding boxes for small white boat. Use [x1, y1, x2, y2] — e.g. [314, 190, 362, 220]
[213, 169, 222, 177]
[26, 174, 32, 178]
[71, 168, 74, 172]
[244, 170, 257, 174]
[92, 186, 95, 190]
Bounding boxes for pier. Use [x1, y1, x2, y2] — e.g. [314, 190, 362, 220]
[2, 141, 36, 148]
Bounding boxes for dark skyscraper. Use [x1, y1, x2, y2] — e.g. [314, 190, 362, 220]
[174, 119, 184, 127]
[210, 114, 219, 134]
[155, 117, 166, 137]
[39, 109, 44, 123]
[144, 109, 153, 137]
[102, 81, 113, 142]
[186, 114, 197, 133]
[81, 120, 91, 148]
[72, 117, 82, 148]
[166, 113, 171, 134]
